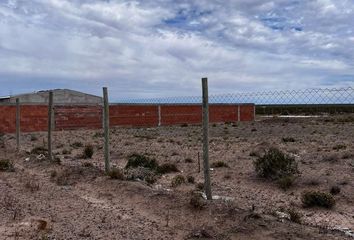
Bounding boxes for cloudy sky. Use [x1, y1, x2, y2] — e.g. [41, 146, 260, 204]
[0, 0, 354, 100]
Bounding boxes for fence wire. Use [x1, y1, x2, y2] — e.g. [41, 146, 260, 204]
[116, 86, 354, 105]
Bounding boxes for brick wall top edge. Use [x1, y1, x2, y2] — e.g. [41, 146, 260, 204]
[0, 103, 255, 106]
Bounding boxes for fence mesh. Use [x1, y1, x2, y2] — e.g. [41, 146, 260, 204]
[116, 86, 354, 105]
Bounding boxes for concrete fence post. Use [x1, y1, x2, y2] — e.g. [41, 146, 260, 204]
[202, 77, 212, 200]
[158, 105, 161, 127]
[48, 91, 53, 161]
[16, 98, 20, 151]
[103, 87, 110, 173]
[237, 105, 240, 122]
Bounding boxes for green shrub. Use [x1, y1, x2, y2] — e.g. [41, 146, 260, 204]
[301, 191, 335, 209]
[277, 175, 295, 190]
[125, 154, 158, 170]
[157, 163, 179, 174]
[254, 148, 298, 180]
[210, 161, 229, 168]
[83, 145, 94, 159]
[171, 175, 185, 187]
[0, 159, 14, 172]
[108, 168, 124, 180]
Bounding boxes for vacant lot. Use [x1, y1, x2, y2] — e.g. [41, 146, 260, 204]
[0, 115, 353, 239]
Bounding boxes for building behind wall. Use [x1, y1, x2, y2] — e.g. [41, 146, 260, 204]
[0, 89, 102, 104]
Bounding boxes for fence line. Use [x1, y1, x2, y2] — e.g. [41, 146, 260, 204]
[116, 86, 354, 105]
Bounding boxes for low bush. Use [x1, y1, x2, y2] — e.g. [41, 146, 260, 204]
[171, 175, 185, 187]
[189, 191, 206, 209]
[71, 141, 83, 149]
[187, 175, 195, 183]
[333, 144, 347, 151]
[288, 208, 302, 224]
[30, 146, 47, 155]
[125, 154, 158, 170]
[282, 137, 296, 143]
[277, 175, 295, 190]
[210, 161, 229, 168]
[157, 163, 179, 174]
[254, 148, 298, 180]
[301, 191, 335, 209]
[330, 185, 341, 195]
[83, 145, 94, 159]
[108, 168, 124, 180]
[0, 159, 14, 172]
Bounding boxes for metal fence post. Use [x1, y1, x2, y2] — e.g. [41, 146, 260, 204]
[48, 91, 53, 161]
[202, 77, 212, 200]
[103, 87, 110, 173]
[16, 98, 20, 151]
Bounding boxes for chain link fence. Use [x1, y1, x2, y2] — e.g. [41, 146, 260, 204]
[117, 86, 354, 115]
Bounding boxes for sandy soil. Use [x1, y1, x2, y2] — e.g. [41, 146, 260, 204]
[0, 115, 353, 239]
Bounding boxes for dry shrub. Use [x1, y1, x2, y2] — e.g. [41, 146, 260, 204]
[24, 179, 40, 192]
[125, 153, 158, 170]
[157, 163, 179, 174]
[0, 159, 14, 172]
[189, 191, 207, 210]
[171, 175, 185, 187]
[302, 191, 335, 209]
[83, 145, 94, 159]
[254, 148, 298, 180]
[108, 168, 124, 180]
[210, 161, 229, 168]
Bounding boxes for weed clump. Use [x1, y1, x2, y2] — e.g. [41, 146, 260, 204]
[157, 163, 179, 174]
[187, 176, 195, 184]
[288, 208, 302, 224]
[330, 185, 341, 195]
[108, 168, 124, 180]
[189, 191, 206, 209]
[277, 175, 296, 190]
[83, 145, 94, 159]
[301, 191, 335, 209]
[282, 137, 296, 143]
[125, 154, 158, 170]
[0, 159, 14, 172]
[210, 161, 229, 168]
[254, 148, 298, 180]
[30, 146, 47, 155]
[171, 175, 185, 187]
[71, 141, 83, 149]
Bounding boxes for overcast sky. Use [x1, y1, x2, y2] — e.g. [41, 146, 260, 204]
[0, 0, 354, 100]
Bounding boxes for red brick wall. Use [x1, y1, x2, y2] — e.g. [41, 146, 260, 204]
[110, 105, 159, 127]
[0, 104, 254, 133]
[0, 106, 16, 133]
[240, 105, 255, 121]
[161, 105, 202, 125]
[55, 105, 102, 130]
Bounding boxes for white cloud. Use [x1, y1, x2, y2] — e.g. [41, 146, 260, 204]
[0, 0, 353, 99]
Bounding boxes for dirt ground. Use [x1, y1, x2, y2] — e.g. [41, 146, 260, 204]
[0, 115, 353, 239]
